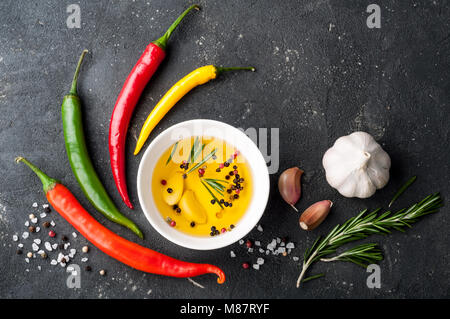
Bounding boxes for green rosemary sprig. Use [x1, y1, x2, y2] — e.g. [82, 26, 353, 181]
[201, 179, 224, 209]
[320, 243, 383, 268]
[296, 193, 442, 287]
[187, 148, 217, 174]
[189, 137, 200, 163]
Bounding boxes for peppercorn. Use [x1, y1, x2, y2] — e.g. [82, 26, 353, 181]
[224, 202, 229, 207]
[230, 224, 235, 229]
[167, 188, 173, 193]
[210, 232, 214, 237]
[210, 199, 216, 204]
[179, 164, 185, 169]
[233, 165, 238, 169]
[235, 174, 240, 179]
[234, 194, 239, 199]
[16, 250, 23, 255]
[212, 155, 217, 160]
[239, 178, 244, 183]
[190, 221, 195, 228]
[225, 175, 230, 180]
[85, 265, 92, 271]
[245, 240, 252, 248]
[173, 204, 179, 210]
[43, 221, 50, 228]
[48, 230, 56, 238]
[228, 203, 233, 207]
[224, 162, 230, 167]
[214, 230, 220, 235]
[216, 168, 221, 172]
[44, 206, 51, 213]
[219, 199, 225, 204]
[62, 235, 68, 242]
[182, 174, 187, 179]
[227, 189, 232, 194]
[211, 226, 216, 231]
[229, 171, 234, 176]
[161, 179, 167, 185]
[175, 208, 181, 213]
[28, 226, 36, 233]
[242, 262, 250, 269]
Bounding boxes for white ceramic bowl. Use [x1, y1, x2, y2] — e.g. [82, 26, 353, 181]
[137, 119, 270, 250]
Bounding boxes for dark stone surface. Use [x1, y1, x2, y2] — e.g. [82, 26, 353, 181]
[0, 0, 448, 298]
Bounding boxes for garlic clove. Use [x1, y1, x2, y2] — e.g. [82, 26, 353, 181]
[278, 167, 304, 212]
[299, 200, 332, 231]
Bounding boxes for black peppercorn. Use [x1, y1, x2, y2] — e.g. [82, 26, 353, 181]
[225, 175, 230, 180]
[190, 222, 195, 227]
[16, 250, 23, 255]
[229, 171, 234, 176]
[43, 221, 50, 228]
[210, 199, 216, 204]
[62, 235, 68, 242]
[230, 224, 235, 229]
[176, 208, 181, 213]
[44, 206, 51, 213]
[233, 165, 237, 169]
[234, 194, 239, 199]
[85, 266, 92, 271]
[216, 168, 221, 172]
[167, 188, 173, 193]
[224, 162, 230, 167]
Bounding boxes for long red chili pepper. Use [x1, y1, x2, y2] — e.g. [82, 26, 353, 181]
[109, 5, 199, 209]
[16, 156, 225, 283]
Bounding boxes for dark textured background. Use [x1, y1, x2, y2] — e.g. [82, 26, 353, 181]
[0, 0, 449, 299]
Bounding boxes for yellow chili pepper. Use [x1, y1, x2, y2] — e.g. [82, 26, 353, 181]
[133, 65, 255, 155]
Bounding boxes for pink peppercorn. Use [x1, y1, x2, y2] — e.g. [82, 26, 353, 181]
[48, 230, 56, 238]
[233, 170, 238, 175]
[161, 179, 167, 185]
[170, 220, 176, 227]
[198, 168, 205, 175]
[219, 163, 224, 169]
[242, 262, 250, 269]
[245, 239, 252, 248]
[221, 228, 227, 233]
[235, 189, 241, 194]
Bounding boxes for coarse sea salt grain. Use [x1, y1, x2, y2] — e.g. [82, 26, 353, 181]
[292, 256, 299, 261]
[64, 243, 70, 249]
[32, 243, 39, 251]
[286, 242, 295, 249]
[248, 248, 254, 253]
[72, 232, 77, 238]
[24, 221, 29, 227]
[259, 248, 265, 253]
[52, 243, 58, 250]
[81, 257, 88, 262]
[18, 243, 24, 248]
[257, 225, 263, 232]
[230, 251, 236, 258]
[50, 259, 57, 265]
[25, 258, 29, 263]
[239, 239, 244, 245]
[35, 227, 40, 233]
[70, 248, 76, 255]
[50, 220, 55, 227]
[257, 257, 264, 265]
[34, 239, 41, 245]
[45, 242, 52, 251]
[42, 204, 49, 209]
[57, 253, 64, 262]
[32, 202, 38, 208]
[255, 241, 260, 246]
[12, 235, 18, 242]
[31, 217, 38, 224]
[40, 213, 46, 218]
[252, 264, 260, 270]
[37, 266, 41, 271]
[22, 232, 29, 239]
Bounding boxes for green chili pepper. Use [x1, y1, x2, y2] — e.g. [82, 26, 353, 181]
[62, 50, 143, 238]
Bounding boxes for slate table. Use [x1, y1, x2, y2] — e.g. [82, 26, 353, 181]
[0, 0, 449, 299]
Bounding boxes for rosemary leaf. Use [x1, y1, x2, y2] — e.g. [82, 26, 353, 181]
[389, 176, 417, 207]
[165, 141, 179, 165]
[187, 149, 217, 174]
[201, 180, 224, 209]
[301, 273, 325, 283]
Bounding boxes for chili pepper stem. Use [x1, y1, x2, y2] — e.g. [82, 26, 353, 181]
[15, 157, 58, 194]
[153, 4, 200, 51]
[69, 50, 88, 95]
[215, 66, 256, 75]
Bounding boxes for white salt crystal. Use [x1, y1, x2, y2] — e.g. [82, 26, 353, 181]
[70, 248, 76, 255]
[57, 253, 64, 262]
[32, 243, 39, 251]
[31, 218, 38, 224]
[24, 221, 29, 227]
[286, 242, 295, 249]
[81, 257, 88, 262]
[42, 204, 49, 209]
[257, 257, 264, 265]
[248, 248, 254, 253]
[280, 242, 285, 247]
[35, 227, 40, 233]
[257, 225, 263, 232]
[37, 250, 44, 255]
[34, 239, 41, 245]
[239, 239, 244, 245]
[276, 238, 281, 244]
[22, 232, 29, 239]
[64, 243, 70, 249]
[292, 256, 300, 261]
[265, 250, 270, 255]
[255, 241, 260, 246]
[50, 220, 55, 227]
[37, 266, 41, 271]
[72, 232, 77, 238]
[259, 248, 265, 253]
[18, 243, 24, 248]
[32, 202, 38, 208]
[50, 259, 57, 265]
[277, 247, 286, 254]
[67, 265, 74, 272]
[52, 243, 58, 250]
[40, 213, 46, 218]
[60, 262, 66, 267]
[252, 264, 260, 270]
[12, 235, 18, 241]
[230, 251, 236, 258]
[25, 258, 30, 263]
[45, 242, 52, 251]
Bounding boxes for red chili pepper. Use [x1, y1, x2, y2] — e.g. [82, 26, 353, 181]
[16, 156, 225, 284]
[109, 5, 199, 209]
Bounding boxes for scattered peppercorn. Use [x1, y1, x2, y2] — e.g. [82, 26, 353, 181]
[224, 202, 229, 207]
[167, 188, 173, 193]
[85, 265, 92, 271]
[16, 250, 23, 255]
[211, 226, 216, 231]
[190, 221, 195, 228]
[48, 230, 56, 238]
[161, 179, 167, 185]
[229, 171, 234, 176]
[182, 174, 187, 179]
[233, 165, 237, 169]
[82, 246, 89, 253]
[242, 262, 250, 269]
[43, 221, 50, 228]
[227, 189, 232, 194]
[234, 194, 239, 199]
[170, 220, 176, 227]
[173, 204, 178, 210]
[230, 224, 235, 229]
[219, 199, 225, 204]
[175, 208, 181, 213]
[224, 162, 230, 167]
[210, 199, 216, 204]
[62, 235, 68, 242]
[228, 203, 233, 207]
[225, 175, 230, 180]
[245, 240, 252, 248]
[99, 269, 106, 276]
[44, 206, 51, 213]
[216, 168, 221, 172]
[28, 226, 36, 233]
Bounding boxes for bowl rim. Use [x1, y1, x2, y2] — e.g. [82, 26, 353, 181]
[136, 119, 270, 250]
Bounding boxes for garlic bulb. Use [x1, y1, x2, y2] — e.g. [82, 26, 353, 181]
[322, 131, 391, 198]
